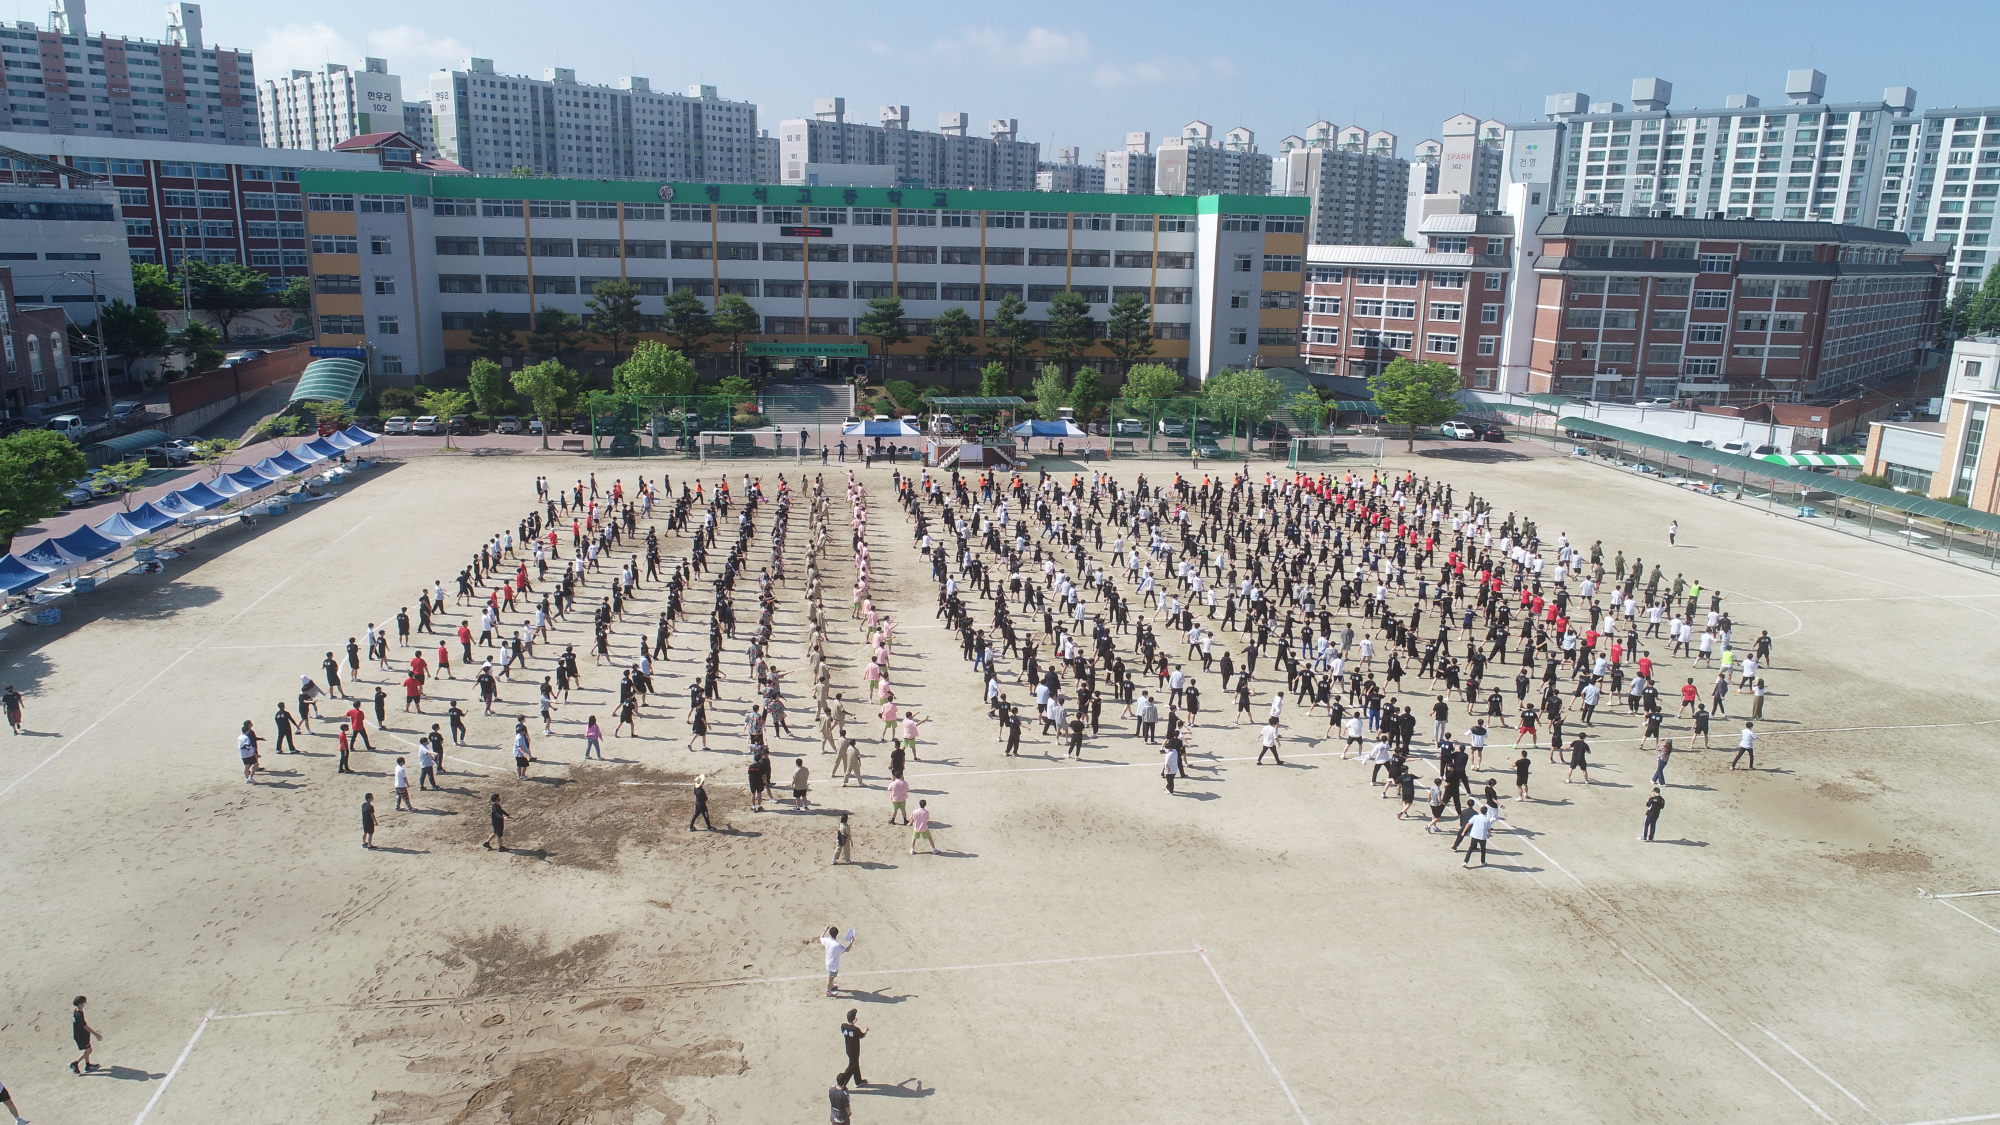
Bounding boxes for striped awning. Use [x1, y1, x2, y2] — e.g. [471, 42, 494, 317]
[1760, 452, 1863, 468]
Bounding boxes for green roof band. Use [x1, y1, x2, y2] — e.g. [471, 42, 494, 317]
[293, 172, 1309, 217]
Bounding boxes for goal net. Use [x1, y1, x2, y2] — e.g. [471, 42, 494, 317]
[1288, 435, 1382, 468]
[698, 430, 772, 459]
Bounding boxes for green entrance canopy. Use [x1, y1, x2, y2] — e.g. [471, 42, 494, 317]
[928, 397, 1028, 408]
[290, 357, 367, 405]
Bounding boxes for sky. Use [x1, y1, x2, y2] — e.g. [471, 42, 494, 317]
[39, 0, 2000, 161]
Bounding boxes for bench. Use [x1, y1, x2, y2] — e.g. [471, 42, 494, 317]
[1112, 439, 1137, 453]
[1165, 439, 1190, 453]
[560, 438, 586, 452]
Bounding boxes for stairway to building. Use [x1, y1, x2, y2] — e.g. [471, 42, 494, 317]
[759, 382, 853, 427]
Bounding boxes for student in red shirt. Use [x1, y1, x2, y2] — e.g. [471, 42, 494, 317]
[403, 674, 424, 713]
[345, 703, 372, 750]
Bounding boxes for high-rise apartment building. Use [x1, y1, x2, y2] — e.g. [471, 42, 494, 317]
[1271, 121, 1407, 244]
[428, 61, 759, 182]
[1101, 132, 1155, 195]
[1903, 107, 2000, 291]
[776, 99, 1040, 191]
[2, 1, 257, 146]
[1420, 114, 1505, 212]
[1037, 147, 1104, 193]
[1157, 121, 1271, 196]
[259, 58, 426, 153]
[1504, 70, 1924, 231]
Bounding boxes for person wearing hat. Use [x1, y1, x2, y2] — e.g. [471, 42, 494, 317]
[688, 775, 713, 831]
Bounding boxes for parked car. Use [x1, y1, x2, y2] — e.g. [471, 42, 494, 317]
[110, 400, 147, 421]
[1114, 418, 1145, 437]
[1470, 423, 1507, 442]
[1633, 398, 1681, 409]
[383, 416, 412, 434]
[496, 415, 521, 434]
[568, 416, 593, 434]
[1888, 410, 1914, 422]
[1719, 440, 1748, 455]
[62, 477, 106, 506]
[527, 418, 546, 435]
[607, 433, 641, 455]
[44, 414, 87, 441]
[1752, 443, 1781, 456]
[446, 414, 473, 435]
[1193, 437, 1224, 460]
[141, 443, 191, 467]
[1192, 419, 1220, 438]
[162, 437, 198, 458]
[223, 348, 267, 364]
[411, 416, 440, 435]
[1440, 421, 1477, 440]
[928, 414, 956, 434]
[1158, 418, 1189, 437]
[1087, 420, 1109, 436]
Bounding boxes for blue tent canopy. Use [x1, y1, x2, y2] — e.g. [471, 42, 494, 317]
[339, 426, 379, 446]
[17, 540, 82, 571]
[228, 467, 277, 491]
[93, 513, 148, 542]
[172, 482, 229, 510]
[1010, 420, 1086, 437]
[0, 554, 52, 594]
[151, 492, 199, 516]
[323, 430, 360, 450]
[206, 473, 250, 496]
[299, 439, 341, 460]
[842, 420, 921, 436]
[49, 525, 121, 561]
[124, 502, 181, 531]
[246, 460, 290, 479]
[270, 451, 315, 472]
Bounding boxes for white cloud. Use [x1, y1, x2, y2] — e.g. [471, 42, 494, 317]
[365, 26, 472, 68]
[1093, 55, 1237, 89]
[921, 26, 1093, 70]
[253, 22, 358, 72]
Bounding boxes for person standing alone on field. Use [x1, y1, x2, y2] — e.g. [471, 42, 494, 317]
[838, 1009, 867, 1086]
[1642, 786, 1666, 842]
[68, 996, 101, 1075]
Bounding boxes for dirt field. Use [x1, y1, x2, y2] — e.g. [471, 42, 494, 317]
[1, 440, 1997, 1125]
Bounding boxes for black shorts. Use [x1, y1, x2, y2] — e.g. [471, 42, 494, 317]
[74, 1033, 90, 1050]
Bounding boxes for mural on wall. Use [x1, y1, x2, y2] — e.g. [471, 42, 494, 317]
[161, 309, 314, 345]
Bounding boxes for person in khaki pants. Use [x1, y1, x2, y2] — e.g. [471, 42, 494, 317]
[833, 814, 853, 865]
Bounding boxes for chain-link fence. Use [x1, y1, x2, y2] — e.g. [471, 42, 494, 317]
[583, 393, 852, 460]
[1098, 397, 1293, 463]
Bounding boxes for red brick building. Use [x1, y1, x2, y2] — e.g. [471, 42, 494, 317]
[0, 267, 77, 418]
[1526, 215, 1946, 404]
[1299, 213, 1515, 389]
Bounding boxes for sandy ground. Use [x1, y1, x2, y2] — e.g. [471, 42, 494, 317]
[1, 441, 1997, 1125]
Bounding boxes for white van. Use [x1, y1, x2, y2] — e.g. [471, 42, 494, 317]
[44, 414, 86, 441]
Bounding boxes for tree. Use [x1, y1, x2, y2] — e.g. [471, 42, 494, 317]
[1069, 365, 1105, 420]
[1031, 364, 1069, 421]
[978, 361, 1009, 396]
[190, 437, 238, 479]
[527, 307, 585, 367]
[132, 261, 178, 309]
[170, 320, 224, 375]
[855, 295, 908, 376]
[1203, 368, 1285, 439]
[96, 300, 170, 379]
[882, 379, 922, 413]
[1387, 237, 1415, 248]
[1368, 357, 1463, 450]
[584, 279, 643, 365]
[419, 389, 475, 448]
[88, 459, 148, 512]
[1287, 388, 1332, 435]
[1968, 268, 2000, 337]
[279, 275, 312, 312]
[300, 400, 354, 433]
[259, 413, 308, 452]
[926, 306, 975, 370]
[614, 341, 698, 397]
[1122, 362, 1184, 400]
[661, 288, 714, 362]
[1042, 290, 1097, 371]
[0, 429, 87, 541]
[1105, 292, 1155, 367]
[711, 293, 761, 381]
[986, 291, 1034, 372]
[467, 358, 512, 417]
[469, 309, 519, 362]
[180, 260, 270, 344]
[511, 361, 575, 449]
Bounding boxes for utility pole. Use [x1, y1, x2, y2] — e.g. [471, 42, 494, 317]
[63, 269, 111, 410]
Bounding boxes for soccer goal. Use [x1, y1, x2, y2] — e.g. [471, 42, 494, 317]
[1288, 435, 1382, 468]
[697, 431, 768, 460]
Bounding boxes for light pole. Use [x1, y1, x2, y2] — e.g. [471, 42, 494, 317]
[60, 269, 110, 411]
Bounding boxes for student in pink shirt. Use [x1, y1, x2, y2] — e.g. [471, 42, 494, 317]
[900, 711, 928, 761]
[878, 700, 899, 741]
[863, 661, 882, 698]
[909, 799, 937, 855]
[583, 716, 604, 760]
[888, 776, 910, 824]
